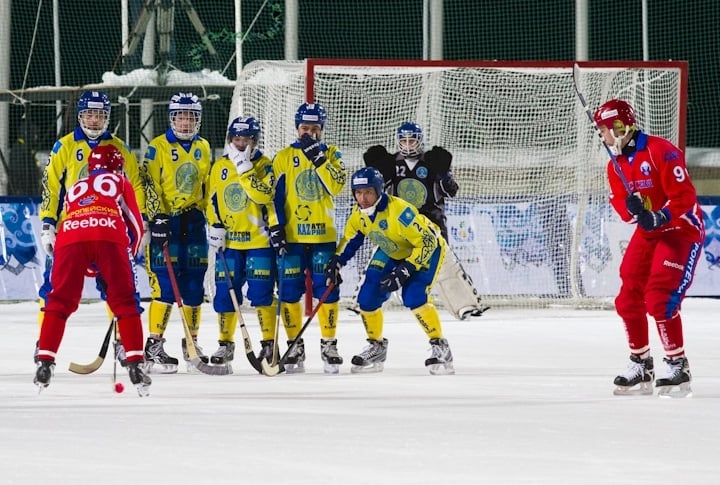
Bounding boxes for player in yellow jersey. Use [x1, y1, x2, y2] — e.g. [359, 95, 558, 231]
[37, 90, 145, 365]
[325, 167, 455, 375]
[205, 116, 279, 372]
[269, 102, 347, 374]
[142, 92, 212, 373]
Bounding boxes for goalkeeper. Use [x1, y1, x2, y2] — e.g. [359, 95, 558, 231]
[363, 122, 485, 320]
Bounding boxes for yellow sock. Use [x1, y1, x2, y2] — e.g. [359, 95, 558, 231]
[218, 312, 236, 342]
[182, 305, 202, 337]
[318, 301, 339, 339]
[256, 304, 277, 341]
[412, 303, 443, 340]
[148, 300, 173, 337]
[360, 308, 383, 340]
[281, 301, 302, 340]
[37, 298, 45, 332]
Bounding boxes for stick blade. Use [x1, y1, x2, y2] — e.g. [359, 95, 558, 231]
[192, 358, 232, 376]
[261, 359, 282, 377]
[68, 357, 104, 374]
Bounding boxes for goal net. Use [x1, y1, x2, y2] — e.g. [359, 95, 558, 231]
[230, 59, 687, 309]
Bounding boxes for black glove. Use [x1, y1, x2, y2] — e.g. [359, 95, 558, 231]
[379, 262, 415, 293]
[268, 224, 287, 254]
[424, 146, 452, 175]
[325, 255, 343, 287]
[438, 174, 459, 198]
[299, 134, 327, 168]
[625, 192, 645, 216]
[637, 209, 669, 231]
[363, 145, 396, 182]
[150, 214, 171, 248]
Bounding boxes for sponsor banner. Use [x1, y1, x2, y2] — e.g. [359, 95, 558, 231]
[0, 198, 151, 301]
[0, 198, 717, 300]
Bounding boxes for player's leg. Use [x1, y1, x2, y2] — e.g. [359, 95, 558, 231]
[245, 247, 276, 363]
[612, 233, 654, 395]
[210, 248, 243, 367]
[278, 244, 307, 373]
[310, 243, 342, 373]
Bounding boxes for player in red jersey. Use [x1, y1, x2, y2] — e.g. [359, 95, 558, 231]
[596, 99, 704, 398]
[34, 145, 151, 396]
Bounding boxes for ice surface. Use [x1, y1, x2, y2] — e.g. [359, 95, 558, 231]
[2, 298, 720, 484]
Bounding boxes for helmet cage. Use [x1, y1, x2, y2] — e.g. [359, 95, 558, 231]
[396, 122, 424, 157]
[77, 91, 111, 140]
[169, 93, 202, 140]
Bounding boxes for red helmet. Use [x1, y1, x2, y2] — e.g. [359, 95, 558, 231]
[593, 99, 637, 132]
[89, 145, 124, 173]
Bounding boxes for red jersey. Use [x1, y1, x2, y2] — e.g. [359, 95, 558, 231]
[607, 131, 704, 243]
[56, 170, 144, 255]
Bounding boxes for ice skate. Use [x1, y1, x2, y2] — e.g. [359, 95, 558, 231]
[115, 340, 128, 367]
[351, 338, 388, 374]
[127, 361, 152, 397]
[257, 339, 275, 363]
[320, 338, 343, 374]
[656, 356, 692, 398]
[425, 338, 455, 375]
[283, 339, 305, 374]
[143, 337, 179, 374]
[613, 354, 654, 396]
[210, 340, 235, 374]
[182, 337, 209, 373]
[34, 360, 55, 392]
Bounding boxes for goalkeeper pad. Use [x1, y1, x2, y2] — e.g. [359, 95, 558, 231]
[435, 248, 487, 320]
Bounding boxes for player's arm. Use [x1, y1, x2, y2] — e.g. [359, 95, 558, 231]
[363, 144, 396, 183]
[397, 209, 439, 270]
[119, 176, 144, 256]
[425, 146, 458, 197]
[336, 210, 366, 265]
[607, 162, 633, 222]
[239, 157, 274, 206]
[39, 141, 67, 224]
[313, 145, 347, 196]
[141, 143, 169, 220]
[656, 142, 698, 218]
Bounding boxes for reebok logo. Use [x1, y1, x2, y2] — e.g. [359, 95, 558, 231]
[63, 216, 117, 231]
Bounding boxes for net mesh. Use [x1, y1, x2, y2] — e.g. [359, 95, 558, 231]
[232, 60, 686, 309]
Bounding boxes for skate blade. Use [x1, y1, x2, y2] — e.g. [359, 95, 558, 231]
[323, 362, 341, 374]
[144, 362, 178, 374]
[613, 382, 654, 396]
[284, 363, 305, 374]
[350, 362, 384, 374]
[657, 382, 692, 399]
[428, 363, 455, 375]
[135, 383, 151, 397]
[34, 382, 49, 393]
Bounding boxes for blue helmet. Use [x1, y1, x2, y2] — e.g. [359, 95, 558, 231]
[396, 121, 424, 157]
[77, 90, 111, 139]
[228, 116, 261, 142]
[351, 167, 384, 197]
[295, 102, 327, 129]
[169, 92, 202, 140]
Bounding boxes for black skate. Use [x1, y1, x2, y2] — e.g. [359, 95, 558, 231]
[115, 340, 128, 367]
[320, 338, 343, 374]
[182, 337, 210, 373]
[425, 338, 455, 375]
[210, 340, 235, 374]
[127, 361, 152, 397]
[613, 354, 654, 396]
[144, 337, 179, 374]
[34, 360, 55, 392]
[351, 338, 388, 374]
[283, 339, 305, 374]
[656, 356, 692, 398]
[257, 339, 275, 363]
